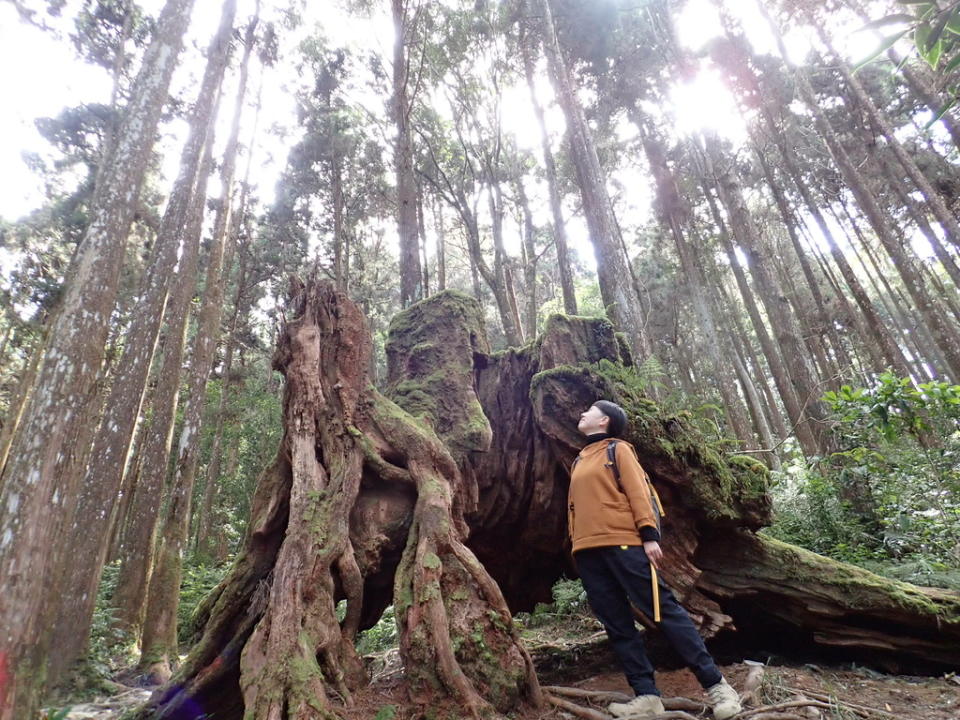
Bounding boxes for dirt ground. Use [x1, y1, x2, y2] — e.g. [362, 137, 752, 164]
[61, 659, 960, 720]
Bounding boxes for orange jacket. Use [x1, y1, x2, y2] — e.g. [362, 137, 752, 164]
[567, 438, 663, 553]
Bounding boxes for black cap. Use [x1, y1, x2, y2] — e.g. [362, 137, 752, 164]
[593, 400, 627, 437]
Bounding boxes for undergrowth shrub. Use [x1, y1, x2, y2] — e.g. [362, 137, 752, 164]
[767, 373, 960, 588]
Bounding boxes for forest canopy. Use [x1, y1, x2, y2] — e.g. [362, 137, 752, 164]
[0, 0, 959, 718]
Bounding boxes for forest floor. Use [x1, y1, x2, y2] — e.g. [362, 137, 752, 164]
[56, 618, 960, 720]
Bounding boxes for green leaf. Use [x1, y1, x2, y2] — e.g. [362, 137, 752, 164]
[854, 28, 911, 71]
[926, 8, 952, 49]
[947, 8, 960, 34]
[858, 13, 915, 32]
[925, 97, 958, 130]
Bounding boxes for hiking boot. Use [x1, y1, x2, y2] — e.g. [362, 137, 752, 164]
[608, 694, 665, 718]
[706, 678, 742, 720]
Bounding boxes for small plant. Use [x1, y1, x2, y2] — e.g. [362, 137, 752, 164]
[373, 705, 398, 720]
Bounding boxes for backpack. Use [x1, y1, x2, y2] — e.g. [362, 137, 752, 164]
[573, 439, 665, 533]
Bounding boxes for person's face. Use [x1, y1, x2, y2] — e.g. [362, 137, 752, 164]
[577, 404, 609, 435]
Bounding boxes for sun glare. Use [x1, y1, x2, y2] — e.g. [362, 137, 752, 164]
[668, 66, 746, 144]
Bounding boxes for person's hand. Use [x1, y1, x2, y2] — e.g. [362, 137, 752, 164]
[643, 540, 663, 570]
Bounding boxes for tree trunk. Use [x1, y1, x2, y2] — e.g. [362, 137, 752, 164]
[45, 1, 237, 685]
[759, 7, 960, 379]
[517, 176, 539, 340]
[137, 281, 960, 720]
[704, 134, 833, 454]
[393, 0, 423, 307]
[433, 195, 446, 291]
[139, 29, 252, 677]
[488, 180, 524, 346]
[697, 146, 820, 457]
[0, 332, 45, 478]
[634, 115, 755, 449]
[535, 0, 644, 354]
[0, 2, 195, 716]
[520, 8, 576, 315]
[196, 254, 247, 558]
[111, 141, 215, 636]
[823, 29, 960, 252]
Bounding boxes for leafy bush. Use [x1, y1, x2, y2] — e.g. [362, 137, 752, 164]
[356, 606, 399, 654]
[177, 560, 230, 646]
[767, 373, 960, 584]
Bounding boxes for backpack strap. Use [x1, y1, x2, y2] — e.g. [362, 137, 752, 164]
[605, 439, 664, 533]
[604, 440, 624, 493]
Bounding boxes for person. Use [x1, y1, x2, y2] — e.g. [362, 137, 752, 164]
[568, 400, 741, 720]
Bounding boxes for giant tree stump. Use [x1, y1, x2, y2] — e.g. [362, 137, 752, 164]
[137, 281, 960, 720]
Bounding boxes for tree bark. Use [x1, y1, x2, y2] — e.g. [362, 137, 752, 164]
[45, 0, 237, 685]
[138, 25, 252, 677]
[111, 141, 215, 636]
[393, 0, 423, 307]
[634, 115, 755, 449]
[697, 144, 821, 457]
[0, 2, 194, 716]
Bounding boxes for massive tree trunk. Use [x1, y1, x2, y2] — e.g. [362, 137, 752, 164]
[136, 279, 960, 720]
[0, 2, 195, 717]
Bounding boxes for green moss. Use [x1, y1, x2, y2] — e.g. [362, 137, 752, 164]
[422, 552, 442, 570]
[757, 535, 960, 619]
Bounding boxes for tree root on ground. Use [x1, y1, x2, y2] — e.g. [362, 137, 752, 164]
[540, 661, 903, 720]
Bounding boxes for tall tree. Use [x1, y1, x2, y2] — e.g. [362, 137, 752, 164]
[139, 9, 251, 675]
[392, 0, 423, 307]
[43, 0, 238, 685]
[0, 2, 195, 716]
[535, 0, 646, 354]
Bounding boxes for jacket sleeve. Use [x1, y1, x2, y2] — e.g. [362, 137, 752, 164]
[615, 442, 659, 538]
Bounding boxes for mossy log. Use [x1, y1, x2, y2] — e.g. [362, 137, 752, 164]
[137, 281, 960, 720]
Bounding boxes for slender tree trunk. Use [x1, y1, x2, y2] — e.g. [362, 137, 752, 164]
[433, 196, 446, 291]
[393, 0, 423, 307]
[832, 53, 960, 251]
[765, 106, 914, 379]
[488, 181, 524, 346]
[835, 200, 945, 380]
[111, 141, 214, 635]
[517, 176, 539, 339]
[701, 136, 830, 455]
[712, 275, 791, 445]
[0, 3, 194, 716]
[44, 2, 236, 685]
[0, 334, 45, 478]
[138, 39, 250, 675]
[874, 147, 960, 292]
[759, 5, 960, 379]
[520, 10, 576, 315]
[535, 0, 644, 352]
[752, 144, 852, 376]
[635, 116, 755, 447]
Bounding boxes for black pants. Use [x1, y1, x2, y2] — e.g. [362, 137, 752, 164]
[575, 545, 722, 696]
